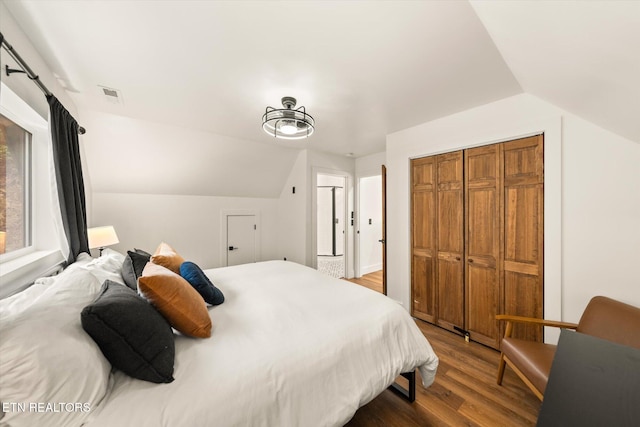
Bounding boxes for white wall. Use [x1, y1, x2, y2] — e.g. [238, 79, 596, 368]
[560, 115, 640, 320]
[79, 110, 299, 199]
[0, 2, 77, 121]
[277, 150, 308, 264]
[386, 93, 640, 338]
[355, 151, 386, 177]
[87, 142, 356, 274]
[81, 110, 302, 269]
[358, 175, 382, 275]
[92, 192, 278, 269]
[0, 0, 93, 215]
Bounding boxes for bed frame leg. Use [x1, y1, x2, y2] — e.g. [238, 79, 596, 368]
[388, 370, 416, 402]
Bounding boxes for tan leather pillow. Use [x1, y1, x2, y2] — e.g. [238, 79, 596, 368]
[150, 242, 185, 274]
[138, 262, 211, 338]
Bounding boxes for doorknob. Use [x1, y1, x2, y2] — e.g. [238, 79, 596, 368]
[378, 239, 385, 243]
[228, 246, 238, 251]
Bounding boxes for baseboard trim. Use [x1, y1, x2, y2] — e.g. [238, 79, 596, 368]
[361, 263, 382, 275]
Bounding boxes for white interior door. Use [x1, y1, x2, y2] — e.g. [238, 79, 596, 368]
[317, 187, 334, 256]
[227, 215, 256, 266]
[358, 175, 383, 275]
[334, 186, 345, 256]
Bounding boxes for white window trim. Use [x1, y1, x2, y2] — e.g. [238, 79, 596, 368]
[0, 250, 63, 298]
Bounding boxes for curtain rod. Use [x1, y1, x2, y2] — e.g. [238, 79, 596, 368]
[0, 31, 86, 135]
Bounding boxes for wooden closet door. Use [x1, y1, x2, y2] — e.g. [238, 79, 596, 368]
[503, 135, 544, 342]
[436, 151, 464, 331]
[411, 157, 436, 322]
[465, 144, 502, 348]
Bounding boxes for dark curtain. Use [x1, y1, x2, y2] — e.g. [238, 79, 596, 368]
[47, 95, 89, 263]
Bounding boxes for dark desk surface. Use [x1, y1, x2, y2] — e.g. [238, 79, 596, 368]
[537, 329, 640, 427]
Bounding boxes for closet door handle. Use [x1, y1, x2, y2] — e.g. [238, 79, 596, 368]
[456, 257, 461, 261]
[468, 259, 474, 263]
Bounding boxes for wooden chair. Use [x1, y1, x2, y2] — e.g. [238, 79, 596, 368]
[496, 296, 640, 400]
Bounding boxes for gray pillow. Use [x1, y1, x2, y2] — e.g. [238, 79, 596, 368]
[81, 280, 175, 383]
[121, 249, 151, 290]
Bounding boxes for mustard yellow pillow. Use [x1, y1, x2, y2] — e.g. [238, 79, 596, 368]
[138, 262, 211, 338]
[150, 242, 185, 274]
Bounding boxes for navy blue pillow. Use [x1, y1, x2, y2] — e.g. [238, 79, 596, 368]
[179, 262, 224, 306]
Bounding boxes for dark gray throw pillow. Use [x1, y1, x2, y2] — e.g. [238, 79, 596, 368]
[121, 249, 151, 290]
[81, 280, 175, 383]
[180, 261, 225, 306]
[134, 248, 152, 257]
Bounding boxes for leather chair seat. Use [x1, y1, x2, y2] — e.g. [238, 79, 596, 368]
[497, 297, 640, 401]
[501, 337, 557, 394]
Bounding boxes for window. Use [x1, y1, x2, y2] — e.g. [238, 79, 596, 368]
[0, 113, 32, 255]
[0, 82, 64, 298]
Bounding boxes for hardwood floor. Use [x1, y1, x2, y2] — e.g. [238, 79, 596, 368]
[347, 270, 384, 294]
[345, 273, 541, 426]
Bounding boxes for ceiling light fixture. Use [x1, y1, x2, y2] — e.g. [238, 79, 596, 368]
[262, 96, 315, 140]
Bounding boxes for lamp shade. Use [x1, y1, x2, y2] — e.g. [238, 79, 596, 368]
[87, 226, 119, 249]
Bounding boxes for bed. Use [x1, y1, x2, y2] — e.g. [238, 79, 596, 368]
[0, 251, 438, 427]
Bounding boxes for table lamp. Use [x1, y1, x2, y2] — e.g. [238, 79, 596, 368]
[87, 226, 119, 256]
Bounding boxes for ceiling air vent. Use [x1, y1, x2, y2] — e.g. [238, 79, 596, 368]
[98, 85, 124, 105]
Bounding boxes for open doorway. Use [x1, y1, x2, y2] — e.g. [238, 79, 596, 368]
[356, 174, 384, 293]
[316, 173, 346, 278]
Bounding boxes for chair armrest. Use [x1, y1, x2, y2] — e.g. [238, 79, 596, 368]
[496, 314, 578, 329]
[496, 314, 578, 339]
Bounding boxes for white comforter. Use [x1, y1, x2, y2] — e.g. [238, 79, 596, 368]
[87, 261, 438, 427]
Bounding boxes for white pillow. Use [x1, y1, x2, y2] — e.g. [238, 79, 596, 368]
[0, 282, 50, 322]
[82, 248, 126, 286]
[0, 253, 93, 321]
[0, 250, 125, 321]
[0, 269, 111, 427]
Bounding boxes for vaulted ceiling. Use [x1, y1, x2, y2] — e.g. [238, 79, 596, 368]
[2, 0, 638, 195]
[471, 1, 640, 145]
